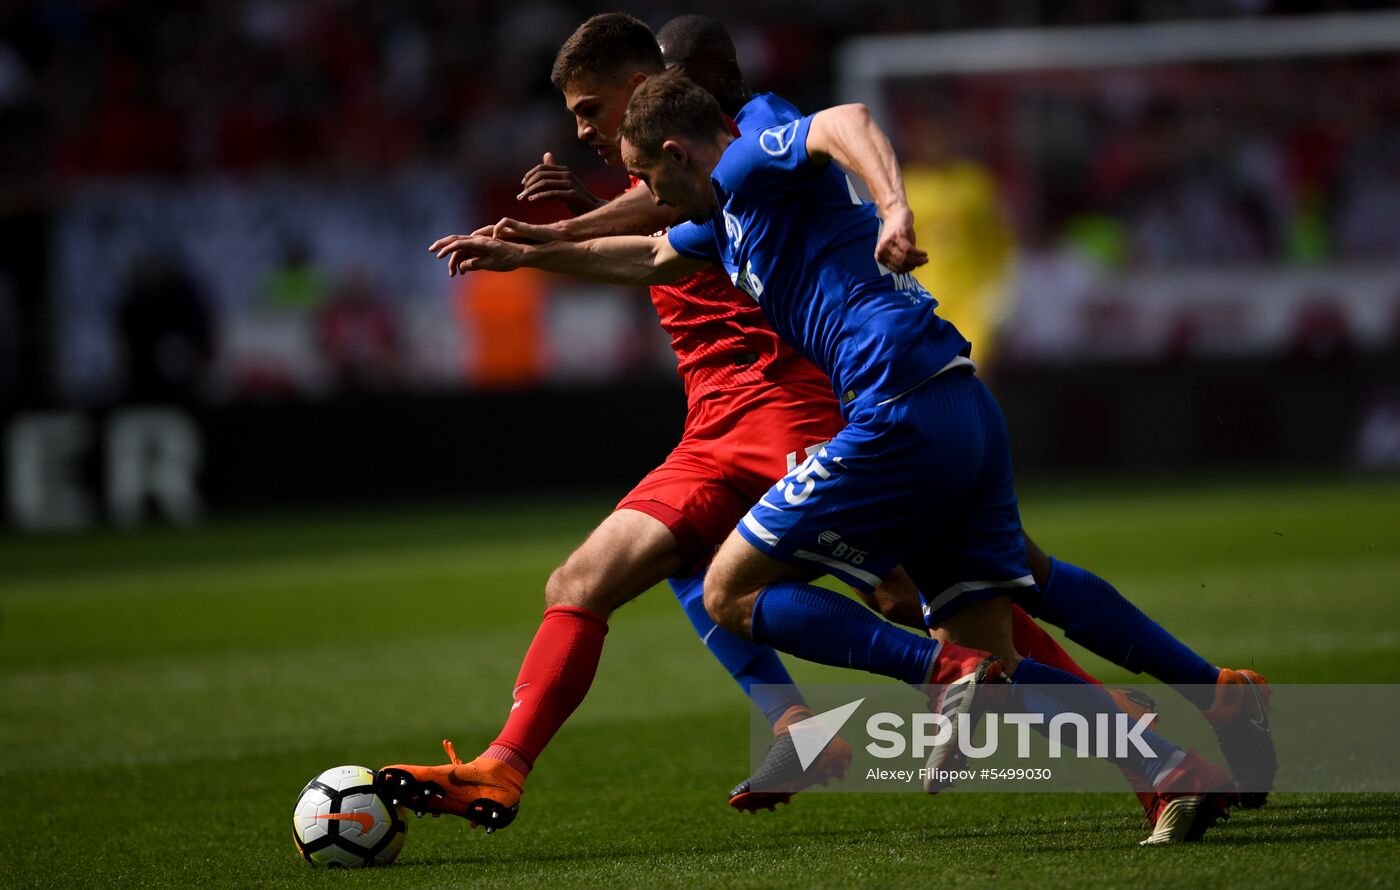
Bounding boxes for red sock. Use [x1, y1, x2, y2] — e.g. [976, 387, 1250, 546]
[1011, 605, 1100, 685]
[483, 605, 608, 775]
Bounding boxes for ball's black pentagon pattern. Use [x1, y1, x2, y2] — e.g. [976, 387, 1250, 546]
[292, 767, 407, 867]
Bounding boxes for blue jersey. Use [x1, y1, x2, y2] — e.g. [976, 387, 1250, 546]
[668, 114, 970, 416]
[733, 92, 801, 133]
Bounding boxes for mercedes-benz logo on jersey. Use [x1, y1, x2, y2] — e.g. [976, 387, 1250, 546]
[759, 121, 800, 157]
[723, 209, 743, 245]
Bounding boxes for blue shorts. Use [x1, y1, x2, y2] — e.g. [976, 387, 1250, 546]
[737, 368, 1035, 625]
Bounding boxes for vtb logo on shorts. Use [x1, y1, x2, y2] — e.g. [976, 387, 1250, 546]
[817, 529, 868, 566]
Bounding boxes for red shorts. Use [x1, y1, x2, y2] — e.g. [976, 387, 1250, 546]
[618, 379, 845, 576]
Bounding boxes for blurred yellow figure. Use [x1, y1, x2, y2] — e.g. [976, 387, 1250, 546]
[901, 116, 1016, 370]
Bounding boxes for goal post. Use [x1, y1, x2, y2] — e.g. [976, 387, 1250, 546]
[838, 11, 1400, 123]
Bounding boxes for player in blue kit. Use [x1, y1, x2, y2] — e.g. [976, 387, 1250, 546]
[431, 69, 1254, 844]
[651, 16, 1273, 814]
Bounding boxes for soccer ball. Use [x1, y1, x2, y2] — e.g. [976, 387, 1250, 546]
[292, 765, 407, 868]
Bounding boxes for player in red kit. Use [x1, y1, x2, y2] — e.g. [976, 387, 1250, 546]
[374, 14, 1008, 830]
[377, 14, 1271, 832]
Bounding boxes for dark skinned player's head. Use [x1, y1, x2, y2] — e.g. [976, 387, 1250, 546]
[656, 15, 752, 118]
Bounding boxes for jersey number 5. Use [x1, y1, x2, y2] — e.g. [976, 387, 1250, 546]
[782, 449, 832, 505]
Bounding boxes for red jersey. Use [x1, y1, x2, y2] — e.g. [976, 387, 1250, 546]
[630, 177, 832, 406]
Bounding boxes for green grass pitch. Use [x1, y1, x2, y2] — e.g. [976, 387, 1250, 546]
[4, 475, 1399, 887]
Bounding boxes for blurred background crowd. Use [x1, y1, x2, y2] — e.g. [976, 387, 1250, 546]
[1, 0, 1398, 526]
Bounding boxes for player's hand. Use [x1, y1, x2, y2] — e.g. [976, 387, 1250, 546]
[469, 218, 558, 244]
[491, 218, 561, 244]
[518, 152, 605, 214]
[428, 234, 526, 276]
[875, 204, 928, 274]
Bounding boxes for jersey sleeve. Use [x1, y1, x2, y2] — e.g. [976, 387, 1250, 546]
[722, 114, 816, 196]
[667, 219, 721, 262]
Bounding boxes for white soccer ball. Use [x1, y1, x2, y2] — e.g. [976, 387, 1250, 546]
[292, 765, 408, 868]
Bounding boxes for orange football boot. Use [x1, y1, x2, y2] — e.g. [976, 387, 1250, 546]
[1203, 667, 1276, 808]
[376, 740, 525, 833]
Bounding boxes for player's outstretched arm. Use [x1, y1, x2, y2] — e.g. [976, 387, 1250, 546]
[550, 184, 685, 241]
[804, 104, 928, 275]
[484, 184, 686, 247]
[429, 233, 709, 287]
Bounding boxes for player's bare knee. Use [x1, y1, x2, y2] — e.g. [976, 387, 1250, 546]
[702, 572, 745, 632]
[544, 561, 605, 612]
[542, 564, 577, 608]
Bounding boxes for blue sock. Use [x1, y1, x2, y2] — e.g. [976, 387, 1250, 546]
[1035, 558, 1220, 710]
[750, 582, 937, 687]
[1012, 657, 1181, 785]
[670, 574, 804, 726]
